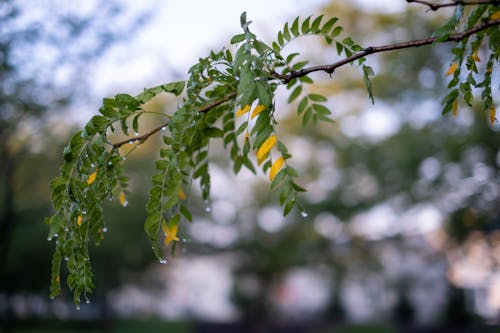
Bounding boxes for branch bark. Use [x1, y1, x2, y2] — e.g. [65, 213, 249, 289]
[407, 0, 500, 11]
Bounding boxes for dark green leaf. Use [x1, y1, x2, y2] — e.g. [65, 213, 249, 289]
[291, 17, 300, 36]
[301, 16, 311, 33]
[311, 15, 323, 32]
[321, 17, 338, 34]
[288, 85, 302, 103]
[308, 93, 327, 102]
[231, 34, 246, 44]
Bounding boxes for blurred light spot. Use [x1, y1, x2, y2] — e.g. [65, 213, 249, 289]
[418, 67, 436, 89]
[190, 219, 238, 247]
[314, 212, 343, 239]
[257, 206, 285, 233]
[359, 106, 401, 141]
[273, 268, 331, 317]
[211, 200, 237, 224]
[350, 204, 398, 240]
[408, 99, 440, 129]
[419, 156, 441, 181]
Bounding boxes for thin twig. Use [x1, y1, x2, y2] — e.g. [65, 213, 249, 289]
[407, 0, 500, 11]
[112, 92, 237, 149]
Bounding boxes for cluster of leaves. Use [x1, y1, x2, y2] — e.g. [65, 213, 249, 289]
[46, 4, 499, 305]
[439, 5, 499, 123]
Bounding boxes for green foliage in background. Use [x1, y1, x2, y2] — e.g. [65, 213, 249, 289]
[46, 4, 500, 305]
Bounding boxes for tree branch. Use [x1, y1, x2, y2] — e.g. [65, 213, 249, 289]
[407, 0, 500, 11]
[112, 18, 499, 149]
[271, 19, 500, 83]
[111, 92, 237, 149]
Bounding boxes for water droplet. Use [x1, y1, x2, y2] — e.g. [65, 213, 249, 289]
[159, 259, 167, 264]
[47, 236, 53, 241]
[54, 233, 58, 237]
[82, 210, 87, 215]
[108, 161, 113, 166]
[122, 156, 126, 161]
[134, 132, 139, 136]
[90, 163, 95, 168]
[85, 299, 90, 304]
[64, 227, 69, 232]
[205, 206, 211, 212]
[64, 256, 69, 261]
[161, 126, 167, 131]
[50, 296, 55, 300]
[300, 211, 308, 218]
[102, 227, 108, 233]
[76, 305, 80, 311]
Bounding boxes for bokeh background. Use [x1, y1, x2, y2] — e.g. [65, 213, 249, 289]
[1, 0, 500, 332]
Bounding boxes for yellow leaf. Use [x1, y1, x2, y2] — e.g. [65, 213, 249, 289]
[452, 99, 458, 118]
[472, 51, 481, 62]
[87, 170, 98, 185]
[445, 62, 458, 77]
[257, 152, 269, 166]
[235, 105, 251, 118]
[119, 191, 128, 207]
[491, 11, 500, 20]
[490, 107, 497, 125]
[162, 221, 180, 246]
[256, 134, 277, 160]
[178, 188, 186, 201]
[251, 104, 266, 119]
[77, 215, 83, 227]
[269, 157, 284, 181]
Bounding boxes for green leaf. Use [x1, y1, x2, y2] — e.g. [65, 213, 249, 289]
[204, 127, 224, 138]
[301, 16, 311, 33]
[291, 17, 300, 36]
[132, 114, 140, 134]
[286, 52, 300, 64]
[362, 65, 375, 104]
[271, 169, 287, 189]
[336, 41, 343, 55]
[236, 121, 248, 136]
[311, 15, 324, 32]
[297, 97, 308, 115]
[292, 61, 309, 71]
[308, 93, 327, 102]
[283, 22, 291, 41]
[331, 26, 343, 38]
[278, 31, 285, 46]
[288, 85, 302, 103]
[283, 197, 296, 216]
[231, 33, 246, 44]
[321, 17, 338, 34]
[312, 103, 331, 115]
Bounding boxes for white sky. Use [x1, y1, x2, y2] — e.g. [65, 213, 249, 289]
[90, 0, 330, 95]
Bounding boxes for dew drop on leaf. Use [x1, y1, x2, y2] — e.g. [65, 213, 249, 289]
[159, 259, 167, 264]
[300, 211, 308, 218]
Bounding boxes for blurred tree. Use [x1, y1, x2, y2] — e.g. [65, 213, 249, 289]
[0, 0, 148, 328]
